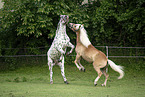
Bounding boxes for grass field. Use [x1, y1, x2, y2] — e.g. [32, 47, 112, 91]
[0, 59, 145, 97]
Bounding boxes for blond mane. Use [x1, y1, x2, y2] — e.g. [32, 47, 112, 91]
[80, 27, 91, 48]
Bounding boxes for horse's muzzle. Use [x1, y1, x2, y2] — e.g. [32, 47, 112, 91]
[67, 23, 74, 29]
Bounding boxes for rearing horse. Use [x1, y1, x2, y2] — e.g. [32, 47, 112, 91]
[47, 15, 74, 84]
[68, 23, 124, 86]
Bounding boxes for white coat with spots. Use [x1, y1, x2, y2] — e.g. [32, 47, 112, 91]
[47, 15, 74, 84]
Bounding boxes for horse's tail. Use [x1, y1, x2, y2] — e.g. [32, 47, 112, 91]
[108, 59, 124, 79]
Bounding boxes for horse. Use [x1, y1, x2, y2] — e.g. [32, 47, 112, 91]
[47, 15, 74, 84]
[68, 23, 124, 86]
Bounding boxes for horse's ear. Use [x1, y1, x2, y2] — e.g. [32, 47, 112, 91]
[82, 24, 84, 26]
[60, 15, 65, 23]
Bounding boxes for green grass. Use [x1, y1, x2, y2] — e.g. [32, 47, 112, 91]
[0, 62, 145, 97]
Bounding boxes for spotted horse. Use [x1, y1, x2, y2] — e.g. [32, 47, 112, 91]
[47, 15, 74, 84]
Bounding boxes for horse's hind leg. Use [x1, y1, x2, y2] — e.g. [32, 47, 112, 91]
[48, 57, 54, 84]
[58, 56, 69, 84]
[101, 68, 109, 86]
[93, 67, 103, 86]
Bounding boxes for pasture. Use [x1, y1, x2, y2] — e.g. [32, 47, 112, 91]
[0, 57, 145, 97]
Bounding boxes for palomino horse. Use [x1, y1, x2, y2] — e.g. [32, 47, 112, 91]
[47, 15, 74, 84]
[68, 23, 124, 86]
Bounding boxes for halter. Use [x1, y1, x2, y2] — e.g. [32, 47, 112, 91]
[68, 24, 82, 32]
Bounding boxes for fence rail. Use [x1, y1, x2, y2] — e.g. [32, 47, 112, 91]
[0, 46, 145, 58]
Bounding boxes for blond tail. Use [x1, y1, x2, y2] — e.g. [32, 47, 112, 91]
[108, 59, 124, 79]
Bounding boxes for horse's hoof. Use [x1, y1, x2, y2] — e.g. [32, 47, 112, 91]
[101, 84, 106, 87]
[94, 84, 97, 86]
[83, 69, 85, 72]
[50, 81, 53, 84]
[64, 81, 69, 84]
[80, 68, 85, 72]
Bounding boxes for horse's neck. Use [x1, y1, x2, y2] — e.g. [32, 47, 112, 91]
[56, 23, 67, 37]
[59, 23, 66, 32]
[76, 31, 81, 43]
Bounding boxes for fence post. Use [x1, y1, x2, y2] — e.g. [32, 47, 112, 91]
[106, 46, 108, 58]
[106, 46, 108, 72]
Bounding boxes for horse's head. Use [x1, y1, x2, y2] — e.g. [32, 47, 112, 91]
[60, 15, 69, 25]
[68, 23, 84, 32]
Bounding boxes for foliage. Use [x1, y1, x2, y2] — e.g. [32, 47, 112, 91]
[87, 0, 145, 46]
[0, 0, 145, 56]
[0, 0, 87, 55]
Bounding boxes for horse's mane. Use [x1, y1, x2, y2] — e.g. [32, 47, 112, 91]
[80, 27, 91, 48]
[56, 20, 61, 33]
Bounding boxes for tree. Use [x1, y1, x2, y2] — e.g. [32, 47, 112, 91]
[0, 0, 144, 55]
[87, 0, 145, 46]
[0, 0, 88, 55]
[0, 0, 144, 70]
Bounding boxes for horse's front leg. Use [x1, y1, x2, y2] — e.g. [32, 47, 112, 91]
[57, 45, 65, 55]
[58, 55, 69, 84]
[74, 54, 85, 71]
[78, 57, 85, 72]
[66, 42, 74, 55]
